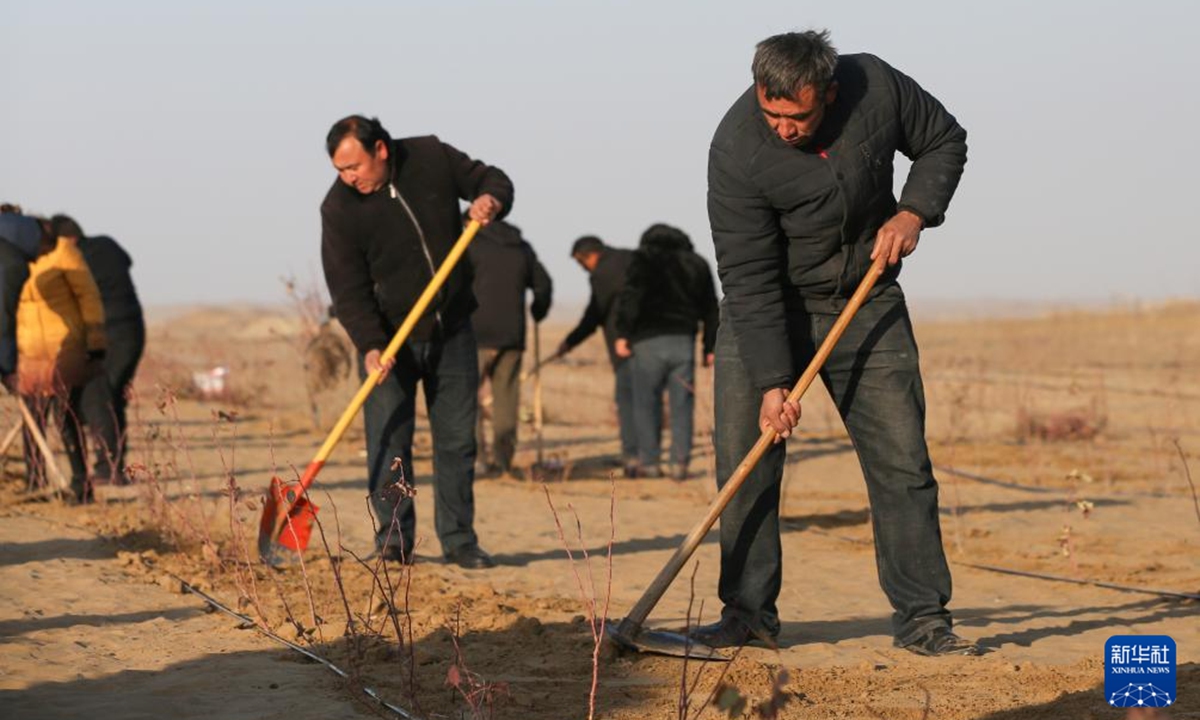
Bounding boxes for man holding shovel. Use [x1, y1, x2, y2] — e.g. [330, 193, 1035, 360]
[321, 115, 511, 569]
[702, 30, 975, 655]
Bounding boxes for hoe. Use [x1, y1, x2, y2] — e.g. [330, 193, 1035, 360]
[605, 255, 887, 659]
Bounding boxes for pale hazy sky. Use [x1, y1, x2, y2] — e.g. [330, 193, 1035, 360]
[4, 0, 1198, 314]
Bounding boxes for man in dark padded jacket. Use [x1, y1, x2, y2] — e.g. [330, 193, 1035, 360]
[699, 30, 976, 656]
[321, 115, 511, 569]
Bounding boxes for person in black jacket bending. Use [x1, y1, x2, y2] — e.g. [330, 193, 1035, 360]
[556, 237, 638, 472]
[321, 115, 511, 569]
[613, 223, 718, 480]
[700, 31, 976, 656]
[468, 218, 552, 475]
[50, 215, 145, 485]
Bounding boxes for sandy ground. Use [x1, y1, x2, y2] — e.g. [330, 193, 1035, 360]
[1, 301, 1198, 718]
[0, 515, 376, 720]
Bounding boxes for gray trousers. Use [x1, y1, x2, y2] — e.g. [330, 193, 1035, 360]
[630, 334, 695, 469]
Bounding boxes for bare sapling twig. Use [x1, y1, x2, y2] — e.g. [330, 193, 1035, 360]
[373, 460, 417, 645]
[678, 562, 747, 720]
[542, 478, 615, 720]
[296, 486, 381, 699]
[354, 496, 391, 638]
[281, 507, 323, 643]
[306, 488, 356, 638]
[211, 416, 286, 631]
[678, 562, 704, 720]
[222, 474, 271, 626]
[123, 387, 220, 554]
[445, 601, 509, 720]
[1170, 439, 1200, 530]
[344, 458, 422, 709]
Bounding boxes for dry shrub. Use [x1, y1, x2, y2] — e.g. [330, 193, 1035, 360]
[1015, 404, 1107, 442]
[304, 322, 353, 393]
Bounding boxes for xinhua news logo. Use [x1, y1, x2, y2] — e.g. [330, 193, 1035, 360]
[1105, 635, 1176, 708]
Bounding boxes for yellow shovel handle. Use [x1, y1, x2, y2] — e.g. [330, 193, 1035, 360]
[301, 219, 482, 487]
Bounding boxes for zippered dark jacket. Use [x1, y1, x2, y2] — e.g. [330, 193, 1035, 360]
[708, 53, 967, 392]
[321, 135, 514, 353]
[468, 220, 552, 351]
[562, 247, 633, 367]
[79, 235, 143, 326]
[615, 225, 718, 354]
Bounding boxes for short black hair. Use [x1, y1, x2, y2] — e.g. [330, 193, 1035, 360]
[0, 203, 22, 215]
[752, 30, 839, 100]
[325, 115, 393, 158]
[570, 235, 605, 257]
[50, 214, 84, 239]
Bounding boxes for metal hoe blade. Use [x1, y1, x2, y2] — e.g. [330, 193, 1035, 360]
[605, 619, 728, 661]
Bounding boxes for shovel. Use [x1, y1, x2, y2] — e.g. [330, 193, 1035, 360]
[605, 254, 887, 659]
[533, 321, 544, 467]
[0, 417, 23, 458]
[526, 320, 566, 480]
[258, 220, 483, 564]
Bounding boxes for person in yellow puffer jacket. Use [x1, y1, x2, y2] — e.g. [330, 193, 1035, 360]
[17, 225, 107, 503]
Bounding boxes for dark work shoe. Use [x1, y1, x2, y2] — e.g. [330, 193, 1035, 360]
[689, 617, 778, 649]
[444, 544, 496, 569]
[896, 627, 980, 657]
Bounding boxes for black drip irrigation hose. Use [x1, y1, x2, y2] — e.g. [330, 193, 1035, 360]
[807, 526, 1200, 603]
[4, 512, 421, 720]
[935, 466, 1058, 495]
[936, 465, 1184, 501]
[955, 563, 1200, 603]
[168, 572, 423, 720]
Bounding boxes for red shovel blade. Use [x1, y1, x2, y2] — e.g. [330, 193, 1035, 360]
[258, 476, 320, 563]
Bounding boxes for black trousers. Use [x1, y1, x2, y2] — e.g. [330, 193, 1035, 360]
[80, 318, 145, 480]
[361, 322, 480, 556]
